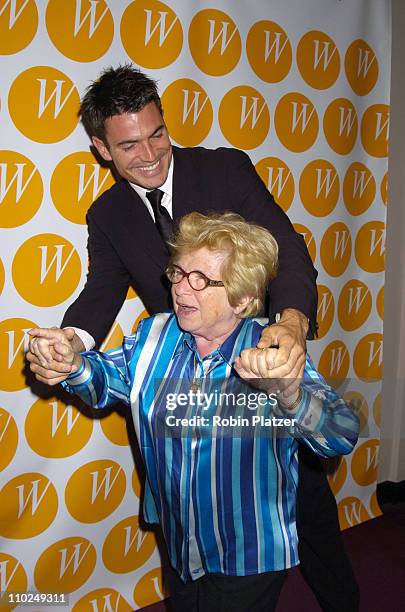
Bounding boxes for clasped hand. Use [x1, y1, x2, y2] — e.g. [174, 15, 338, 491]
[234, 311, 307, 406]
[26, 327, 81, 385]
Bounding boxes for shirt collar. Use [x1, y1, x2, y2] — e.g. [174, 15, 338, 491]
[173, 319, 246, 363]
[129, 154, 174, 200]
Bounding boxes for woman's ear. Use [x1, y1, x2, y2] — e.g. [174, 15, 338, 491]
[233, 295, 253, 315]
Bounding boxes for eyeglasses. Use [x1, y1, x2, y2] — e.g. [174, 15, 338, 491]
[165, 264, 225, 291]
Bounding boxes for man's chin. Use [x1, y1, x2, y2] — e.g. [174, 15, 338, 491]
[131, 174, 166, 189]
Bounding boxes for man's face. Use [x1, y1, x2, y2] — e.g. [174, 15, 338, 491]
[92, 101, 172, 189]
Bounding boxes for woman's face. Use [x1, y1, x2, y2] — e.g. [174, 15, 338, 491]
[171, 247, 245, 342]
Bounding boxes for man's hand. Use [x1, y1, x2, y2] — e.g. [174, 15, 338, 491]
[234, 346, 301, 407]
[234, 309, 308, 400]
[26, 327, 83, 386]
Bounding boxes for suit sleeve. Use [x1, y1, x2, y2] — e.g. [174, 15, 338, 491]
[223, 149, 318, 338]
[61, 209, 131, 347]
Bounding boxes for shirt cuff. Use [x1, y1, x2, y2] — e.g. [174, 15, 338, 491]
[64, 327, 95, 351]
[278, 388, 324, 430]
[65, 357, 91, 386]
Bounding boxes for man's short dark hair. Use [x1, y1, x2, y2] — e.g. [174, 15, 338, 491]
[80, 64, 162, 142]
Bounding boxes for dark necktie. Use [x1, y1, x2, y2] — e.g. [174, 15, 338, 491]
[146, 188, 173, 244]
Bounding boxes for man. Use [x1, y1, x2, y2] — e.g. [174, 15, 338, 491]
[27, 65, 359, 611]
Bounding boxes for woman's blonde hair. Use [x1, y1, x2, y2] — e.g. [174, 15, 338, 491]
[169, 212, 278, 317]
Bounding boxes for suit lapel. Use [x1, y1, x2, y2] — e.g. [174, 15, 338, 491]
[121, 181, 169, 268]
[172, 147, 202, 221]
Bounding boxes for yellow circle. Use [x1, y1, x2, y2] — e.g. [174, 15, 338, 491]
[100, 411, 129, 447]
[51, 152, 115, 225]
[323, 98, 358, 155]
[46, 0, 114, 62]
[274, 92, 318, 152]
[361, 104, 390, 158]
[72, 589, 132, 612]
[0, 407, 18, 471]
[132, 468, 142, 499]
[120, 0, 183, 69]
[25, 397, 93, 458]
[102, 515, 156, 573]
[320, 222, 352, 277]
[161, 79, 213, 147]
[345, 39, 378, 96]
[369, 489, 382, 518]
[343, 390, 369, 433]
[133, 567, 165, 608]
[351, 439, 380, 486]
[0, 256, 4, 297]
[293, 223, 316, 264]
[246, 20, 292, 83]
[0, 472, 58, 539]
[126, 286, 137, 300]
[0, 554, 27, 611]
[0, 150, 43, 228]
[338, 496, 370, 530]
[353, 333, 383, 381]
[297, 30, 340, 90]
[8, 66, 80, 143]
[316, 284, 335, 339]
[343, 162, 376, 216]
[373, 392, 381, 428]
[338, 279, 372, 331]
[0, 317, 37, 392]
[132, 309, 150, 334]
[189, 8, 241, 76]
[100, 321, 124, 352]
[327, 457, 347, 497]
[299, 159, 339, 217]
[376, 286, 384, 321]
[65, 459, 126, 523]
[219, 85, 270, 150]
[0, 0, 38, 54]
[255, 157, 294, 212]
[354, 220, 385, 273]
[381, 172, 388, 205]
[34, 536, 96, 594]
[317, 340, 350, 387]
[12, 233, 82, 307]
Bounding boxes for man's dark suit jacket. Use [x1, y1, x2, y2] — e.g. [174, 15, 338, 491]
[62, 146, 318, 346]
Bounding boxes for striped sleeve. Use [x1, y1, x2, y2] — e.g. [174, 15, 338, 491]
[279, 355, 360, 458]
[61, 329, 141, 409]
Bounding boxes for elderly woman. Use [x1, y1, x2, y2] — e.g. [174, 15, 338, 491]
[28, 212, 358, 612]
